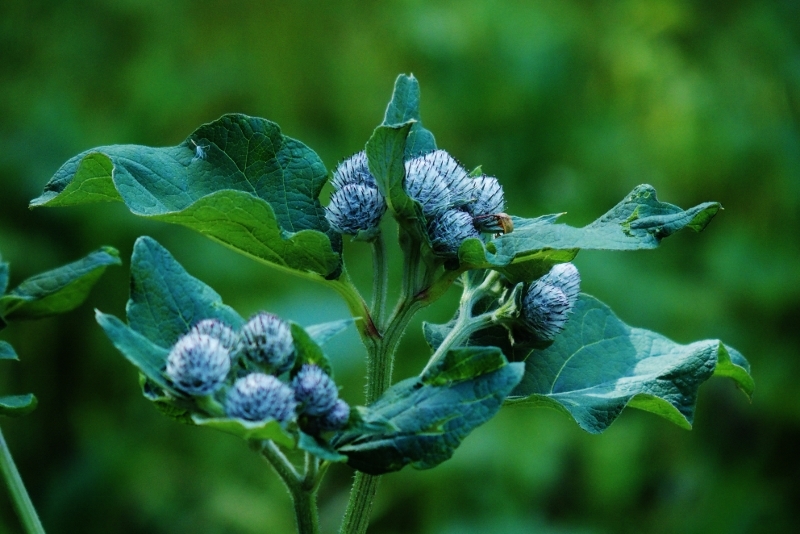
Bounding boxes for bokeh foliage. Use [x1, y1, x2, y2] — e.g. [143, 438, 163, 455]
[0, 0, 797, 533]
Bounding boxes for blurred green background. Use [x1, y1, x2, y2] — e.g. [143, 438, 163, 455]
[1, 0, 798, 532]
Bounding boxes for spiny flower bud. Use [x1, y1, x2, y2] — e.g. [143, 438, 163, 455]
[318, 399, 350, 431]
[291, 364, 338, 416]
[538, 263, 581, 307]
[331, 151, 377, 189]
[225, 373, 298, 423]
[191, 318, 238, 352]
[521, 283, 571, 341]
[238, 312, 295, 374]
[404, 153, 454, 216]
[166, 332, 230, 396]
[326, 183, 387, 235]
[466, 175, 505, 217]
[427, 209, 480, 257]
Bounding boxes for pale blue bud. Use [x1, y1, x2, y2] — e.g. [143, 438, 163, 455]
[521, 283, 571, 341]
[465, 175, 505, 217]
[319, 399, 350, 431]
[291, 364, 338, 416]
[404, 152, 454, 215]
[238, 312, 295, 374]
[191, 318, 238, 352]
[538, 263, 580, 307]
[225, 373, 298, 423]
[331, 151, 377, 189]
[427, 209, 480, 257]
[166, 332, 230, 396]
[326, 183, 387, 235]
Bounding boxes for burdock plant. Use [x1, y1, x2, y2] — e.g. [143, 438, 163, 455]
[29, 75, 753, 534]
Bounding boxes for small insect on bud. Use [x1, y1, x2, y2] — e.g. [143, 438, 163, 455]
[331, 151, 377, 189]
[465, 176, 505, 217]
[427, 209, 481, 257]
[318, 399, 351, 431]
[225, 373, 298, 423]
[326, 183, 387, 235]
[166, 332, 230, 396]
[521, 283, 571, 341]
[404, 152, 454, 216]
[538, 263, 581, 307]
[291, 364, 339, 416]
[237, 312, 295, 374]
[191, 318, 238, 352]
[473, 212, 514, 235]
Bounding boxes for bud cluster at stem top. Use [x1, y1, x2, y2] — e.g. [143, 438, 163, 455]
[403, 150, 508, 257]
[163, 314, 350, 432]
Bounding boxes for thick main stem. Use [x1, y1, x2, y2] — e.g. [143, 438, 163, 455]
[0, 426, 45, 534]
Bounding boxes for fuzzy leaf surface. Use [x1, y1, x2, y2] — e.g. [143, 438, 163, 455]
[382, 74, 436, 158]
[31, 114, 342, 278]
[459, 185, 721, 283]
[0, 247, 120, 321]
[0, 394, 37, 417]
[333, 347, 523, 475]
[506, 295, 753, 433]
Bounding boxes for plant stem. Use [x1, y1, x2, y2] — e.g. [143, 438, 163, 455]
[260, 441, 319, 534]
[0, 426, 45, 534]
[340, 472, 381, 534]
[370, 233, 388, 331]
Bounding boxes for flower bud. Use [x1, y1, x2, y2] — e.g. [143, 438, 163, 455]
[291, 364, 338, 416]
[465, 175, 504, 217]
[539, 263, 580, 307]
[427, 209, 480, 257]
[166, 332, 230, 396]
[238, 312, 295, 374]
[191, 318, 238, 352]
[326, 183, 387, 235]
[331, 151, 377, 189]
[521, 283, 571, 341]
[404, 152, 454, 216]
[318, 399, 350, 431]
[225, 373, 298, 423]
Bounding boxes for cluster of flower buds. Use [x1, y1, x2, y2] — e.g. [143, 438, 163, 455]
[325, 151, 387, 235]
[404, 150, 509, 257]
[521, 263, 581, 341]
[164, 313, 350, 433]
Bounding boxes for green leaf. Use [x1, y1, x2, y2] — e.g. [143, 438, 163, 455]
[0, 394, 37, 417]
[0, 341, 18, 360]
[382, 74, 437, 158]
[366, 122, 418, 222]
[289, 322, 333, 376]
[95, 311, 176, 394]
[333, 347, 523, 475]
[0, 261, 8, 295]
[298, 432, 347, 463]
[31, 114, 342, 279]
[0, 247, 121, 321]
[304, 319, 354, 346]
[506, 294, 753, 433]
[127, 236, 244, 348]
[459, 185, 721, 282]
[192, 415, 295, 448]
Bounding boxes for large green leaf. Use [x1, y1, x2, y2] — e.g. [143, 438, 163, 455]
[0, 394, 37, 417]
[506, 295, 753, 433]
[333, 347, 523, 475]
[458, 185, 721, 282]
[31, 114, 342, 279]
[127, 236, 244, 349]
[0, 247, 121, 321]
